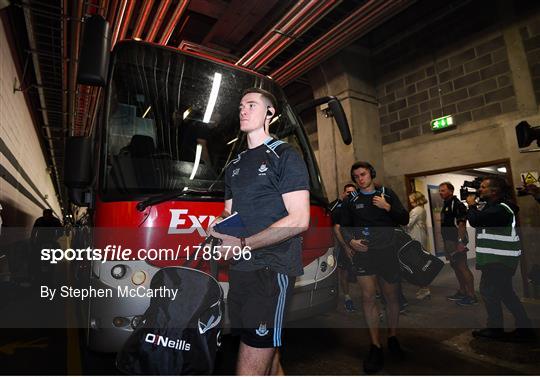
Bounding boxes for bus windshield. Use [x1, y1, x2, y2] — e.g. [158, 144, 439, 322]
[100, 42, 324, 202]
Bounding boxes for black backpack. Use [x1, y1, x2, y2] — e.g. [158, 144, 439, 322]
[394, 229, 444, 286]
[116, 266, 223, 375]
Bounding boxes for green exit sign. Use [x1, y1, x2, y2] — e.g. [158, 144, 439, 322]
[431, 115, 454, 130]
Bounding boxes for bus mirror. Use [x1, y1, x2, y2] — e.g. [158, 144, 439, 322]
[327, 98, 352, 145]
[77, 15, 111, 86]
[295, 96, 352, 145]
[65, 136, 92, 189]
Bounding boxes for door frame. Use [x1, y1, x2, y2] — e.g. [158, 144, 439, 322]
[404, 158, 529, 297]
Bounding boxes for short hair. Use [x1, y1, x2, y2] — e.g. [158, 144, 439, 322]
[43, 209, 53, 216]
[350, 161, 376, 179]
[485, 176, 510, 199]
[409, 191, 427, 206]
[439, 181, 454, 192]
[242, 87, 277, 110]
[343, 183, 356, 191]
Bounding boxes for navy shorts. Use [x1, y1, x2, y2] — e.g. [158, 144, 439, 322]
[351, 245, 401, 284]
[228, 268, 295, 348]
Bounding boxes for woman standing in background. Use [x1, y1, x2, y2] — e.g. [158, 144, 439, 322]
[407, 191, 430, 299]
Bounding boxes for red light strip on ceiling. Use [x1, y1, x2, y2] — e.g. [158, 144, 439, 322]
[147, 0, 172, 42]
[110, 0, 127, 47]
[118, 0, 136, 41]
[253, 0, 340, 71]
[237, 0, 341, 70]
[132, 0, 154, 39]
[158, 0, 190, 45]
[272, 0, 412, 85]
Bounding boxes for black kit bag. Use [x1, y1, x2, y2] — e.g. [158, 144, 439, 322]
[394, 229, 444, 287]
[116, 266, 223, 375]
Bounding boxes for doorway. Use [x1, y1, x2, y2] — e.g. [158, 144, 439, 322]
[405, 159, 513, 258]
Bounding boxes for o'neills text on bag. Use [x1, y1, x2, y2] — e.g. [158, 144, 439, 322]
[144, 333, 191, 351]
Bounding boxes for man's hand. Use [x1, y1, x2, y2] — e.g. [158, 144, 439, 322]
[207, 229, 242, 260]
[456, 242, 468, 253]
[344, 246, 354, 260]
[350, 239, 368, 252]
[373, 195, 391, 211]
[466, 194, 476, 206]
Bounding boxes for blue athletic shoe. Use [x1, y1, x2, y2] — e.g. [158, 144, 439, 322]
[344, 299, 357, 312]
[456, 296, 478, 306]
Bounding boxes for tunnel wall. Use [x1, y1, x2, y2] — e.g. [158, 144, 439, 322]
[0, 18, 61, 238]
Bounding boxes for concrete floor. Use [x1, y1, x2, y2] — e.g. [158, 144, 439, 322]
[0, 260, 538, 375]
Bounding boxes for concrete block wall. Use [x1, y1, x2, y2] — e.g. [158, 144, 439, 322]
[521, 16, 540, 104]
[0, 19, 61, 233]
[376, 33, 517, 145]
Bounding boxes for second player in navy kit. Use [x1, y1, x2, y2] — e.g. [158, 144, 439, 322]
[340, 161, 409, 374]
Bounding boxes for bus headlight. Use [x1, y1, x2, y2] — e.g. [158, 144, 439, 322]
[131, 315, 145, 329]
[131, 271, 146, 285]
[327, 254, 335, 267]
[111, 264, 127, 279]
[113, 317, 129, 327]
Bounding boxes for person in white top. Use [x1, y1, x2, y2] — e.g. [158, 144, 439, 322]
[406, 192, 430, 299]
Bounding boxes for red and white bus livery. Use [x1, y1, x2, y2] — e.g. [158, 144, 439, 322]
[66, 36, 351, 352]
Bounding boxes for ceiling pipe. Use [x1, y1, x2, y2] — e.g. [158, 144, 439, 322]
[132, 0, 154, 39]
[272, 0, 412, 85]
[106, 0, 119, 23]
[158, 0, 190, 45]
[252, 0, 340, 71]
[236, 1, 308, 66]
[68, 0, 83, 136]
[146, 0, 172, 42]
[62, 0, 69, 134]
[275, 1, 396, 82]
[118, 0, 136, 41]
[110, 0, 127, 47]
[237, 0, 341, 70]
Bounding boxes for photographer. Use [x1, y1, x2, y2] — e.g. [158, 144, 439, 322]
[466, 177, 535, 342]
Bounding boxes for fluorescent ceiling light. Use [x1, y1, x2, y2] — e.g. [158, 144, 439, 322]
[142, 106, 151, 118]
[189, 144, 203, 180]
[203, 73, 222, 123]
[473, 167, 495, 173]
[227, 137, 238, 145]
[497, 167, 507, 173]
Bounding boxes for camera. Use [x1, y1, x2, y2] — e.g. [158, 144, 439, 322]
[460, 177, 483, 200]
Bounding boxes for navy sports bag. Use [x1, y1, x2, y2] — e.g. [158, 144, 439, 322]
[116, 266, 223, 375]
[394, 229, 444, 286]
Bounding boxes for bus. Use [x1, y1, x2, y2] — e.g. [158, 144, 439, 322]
[65, 18, 351, 353]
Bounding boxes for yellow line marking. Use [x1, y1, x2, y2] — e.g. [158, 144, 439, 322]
[0, 338, 48, 355]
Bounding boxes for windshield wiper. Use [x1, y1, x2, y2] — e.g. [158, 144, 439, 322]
[136, 189, 224, 212]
